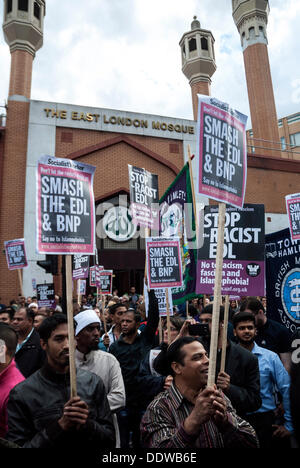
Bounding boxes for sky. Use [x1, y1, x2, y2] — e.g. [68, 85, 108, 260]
[0, 0, 300, 128]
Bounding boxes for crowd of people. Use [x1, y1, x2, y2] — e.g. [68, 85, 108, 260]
[0, 288, 299, 449]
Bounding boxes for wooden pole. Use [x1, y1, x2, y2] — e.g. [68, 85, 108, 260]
[66, 255, 77, 397]
[158, 317, 163, 343]
[102, 294, 107, 334]
[220, 295, 230, 374]
[166, 288, 171, 345]
[144, 227, 150, 291]
[17, 269, 24, 296]
[207, 202, 226, 387]
[187, 145, 198, 242]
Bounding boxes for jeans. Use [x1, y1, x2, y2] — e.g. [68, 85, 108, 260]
[117, 407, 145, 449]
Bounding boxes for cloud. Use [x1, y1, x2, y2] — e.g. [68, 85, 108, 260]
[0, 0, 299, 125]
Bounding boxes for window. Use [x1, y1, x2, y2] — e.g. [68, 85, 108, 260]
[189, 38, 197, 53]
[18, 0, 28, 11]
[290, 132, 300, 147]
[201, 37, 208, 51]
[34, 1, 41, 19]
[7, 0, 13, 14]
[280, 137, 286, 151]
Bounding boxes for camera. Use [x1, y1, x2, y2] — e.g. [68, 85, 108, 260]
[188, 323, 209, 336]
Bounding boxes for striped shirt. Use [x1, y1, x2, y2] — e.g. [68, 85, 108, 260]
[140, 383, 259, 448]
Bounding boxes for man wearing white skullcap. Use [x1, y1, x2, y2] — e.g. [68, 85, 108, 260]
[74, 310, 125, 448]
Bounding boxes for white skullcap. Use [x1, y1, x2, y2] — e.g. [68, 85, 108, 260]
[74, 310, 100, 336]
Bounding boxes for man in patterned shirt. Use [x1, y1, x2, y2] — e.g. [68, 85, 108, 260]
[140, 336, 259, 448]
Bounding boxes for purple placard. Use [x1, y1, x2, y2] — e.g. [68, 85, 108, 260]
[196, 95, 248, 209]
[286, 193, 300, 241]
[4, 238, 28, 270]
[146, 237, 183, 289]
[196, 204, 265, 296]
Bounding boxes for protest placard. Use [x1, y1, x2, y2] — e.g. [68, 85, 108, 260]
[36, 155, 96, 255]
[77, 279, 86, 296]
[196, 95, 247, 209]
[286, 193, 300, 241]
[196, 204, 265, 297]
[72, 254, 90, 279]
[265, 228, 300, 334]
[146, 237, 183, 289]
[4, 238, 28, 270]
[128, 165, 159, 229]
[144, 282, 173, 317]
[99, 270, 113, 295]
[37, 283, 56, 308]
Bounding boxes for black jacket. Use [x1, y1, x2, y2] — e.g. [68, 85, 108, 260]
[6, 362, 115, 448]
[109, 290, 159, 408]
[14, 328, 46, 378]
[216, 341, 262, 418]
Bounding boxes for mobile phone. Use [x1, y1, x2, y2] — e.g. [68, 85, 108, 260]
[188, 323, 209, 336]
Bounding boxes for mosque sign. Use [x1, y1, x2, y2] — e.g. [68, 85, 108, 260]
[36, 155, 96, 255]
[196, 95, 248, 209]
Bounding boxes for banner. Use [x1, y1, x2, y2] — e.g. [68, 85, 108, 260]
[37, 283, 56, 308]
[159, 162, 198, 304]
[144, 283, 173, 317]
[72, 254, 90, 279]
[146, 237, 183, 289]
[99, 270, 113, 295]
[36, 155, 96, 254]
[265, 228, 300, 335]
[4, 238, 28, 270]
[128, 165, 159, 228]
[286, 193, 300, 241]
[196, 204, 265, 296]
[196, 95, 248, 208]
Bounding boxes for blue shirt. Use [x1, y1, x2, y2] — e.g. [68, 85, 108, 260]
[250, 342, 293, 432]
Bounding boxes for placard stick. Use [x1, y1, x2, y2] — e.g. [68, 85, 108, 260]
[66, 255, 77, 397]
[158, 317, 163, 344]
[207, 202, 226, 387]
[102, 294, 107, 334]
[17, 269, 24, 296]
[220, 295, 230, 374]
[77, 279, 81, 307]
[144, 227, 150, 291]
[187, 145, 198, 241]
[166, 288, 171, 345]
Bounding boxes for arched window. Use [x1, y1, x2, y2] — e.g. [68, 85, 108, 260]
[7, 0, 13, 14]
[189, 38, 197, 53]
[201, 37, 208, 51]
[18, 0, 28, 11]
[34, 1, 41, 19]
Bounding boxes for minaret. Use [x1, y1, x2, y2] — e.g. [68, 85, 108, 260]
[232, 0, 280, 157]
[179, 16, 216, 119]
[0, 0, 45, 302]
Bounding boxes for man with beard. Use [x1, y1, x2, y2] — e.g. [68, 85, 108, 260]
[74, 310, 125, 447]
[109, 290, 159, 449]
[233, 311, 293, 448]
[6, 314, 115, 448]
[140, 336, 258, 448]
